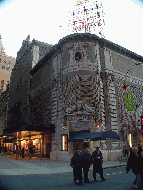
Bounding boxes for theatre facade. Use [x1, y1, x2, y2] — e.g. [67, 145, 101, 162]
[4, 33, 143, 161]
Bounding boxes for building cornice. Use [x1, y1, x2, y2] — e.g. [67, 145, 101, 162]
[30, 33, 143, 76]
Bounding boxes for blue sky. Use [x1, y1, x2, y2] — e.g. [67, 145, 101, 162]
[0, 0, 143, 58]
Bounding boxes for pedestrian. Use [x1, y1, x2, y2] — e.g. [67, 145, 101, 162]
[70, 148, 83, 185]
[126, 146, 140, 189]
[138, 144, 142, 157]
[22, 147, 24, 158]
[122, 146, 128, 162]
[139, 151, 143, 189]
[81, 148, 92, 183]
[29, 146, 33, 158]
[92, 146, 106, 182]
[4, 146, 7, 155]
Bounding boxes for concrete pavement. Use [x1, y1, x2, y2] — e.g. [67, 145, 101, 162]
[0, 153, 126, 176]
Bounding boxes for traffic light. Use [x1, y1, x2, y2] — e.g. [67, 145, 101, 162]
[122, 84, 129, 90]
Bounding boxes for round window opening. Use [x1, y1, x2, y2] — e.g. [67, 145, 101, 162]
[75, 52, 82, 61]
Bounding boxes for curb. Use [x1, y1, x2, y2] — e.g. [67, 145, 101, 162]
[0, 154, 127, 172]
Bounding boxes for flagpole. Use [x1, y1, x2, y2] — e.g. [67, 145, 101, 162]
[123, 83, 129, 158]
[125, 89, 129, 155]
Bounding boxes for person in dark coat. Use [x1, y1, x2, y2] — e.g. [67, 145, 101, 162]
[92, 146, 106, 181]
[81, 148, 92, 183]
[29, 146, 33, 158]
[138, 144, 142, 157]
[139, 151, 143, 187]
[22, 147, 24, 158]
[4, 146, 7, 155]
[126, 146, 140, 188]
[122, 146, 128, 162]
[70, 148, 83, 185]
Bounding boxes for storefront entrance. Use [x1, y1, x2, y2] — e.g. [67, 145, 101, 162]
[73, 142, 89, 153]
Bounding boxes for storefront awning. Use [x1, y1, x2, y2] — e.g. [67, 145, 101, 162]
[3, 137, 17, 143]
[100, 130, 120, 140]
[23, 124, 55, 133]
[3, 123, 55, 135]
[68, 131, 101, 142]
[68, 130, 120, 142]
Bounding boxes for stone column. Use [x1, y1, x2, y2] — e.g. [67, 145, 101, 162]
[99, 44, 110, 130]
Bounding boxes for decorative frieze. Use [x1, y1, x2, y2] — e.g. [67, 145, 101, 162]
[69, 121, 92, 132]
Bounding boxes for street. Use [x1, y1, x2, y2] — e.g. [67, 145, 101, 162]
[0, 156, 138, 190]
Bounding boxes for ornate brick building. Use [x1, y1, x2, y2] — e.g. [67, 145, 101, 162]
[4, 35, 54, 157]
[29, 33, 143, 161]
[4, 33, 143, 161]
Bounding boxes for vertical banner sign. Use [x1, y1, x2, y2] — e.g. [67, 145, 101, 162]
[125, 92, 134, 112]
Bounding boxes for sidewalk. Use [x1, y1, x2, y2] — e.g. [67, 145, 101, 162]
[0, 153, 127, 176]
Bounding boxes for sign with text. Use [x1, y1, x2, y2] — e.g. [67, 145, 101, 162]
[125, 92, 134, 112]
[84, 138, 92, 142]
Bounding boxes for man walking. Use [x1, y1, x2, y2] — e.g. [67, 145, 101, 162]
[92, 146, 106, 182]
[126, 146, 140, 189]
[81, 148, 92, 183]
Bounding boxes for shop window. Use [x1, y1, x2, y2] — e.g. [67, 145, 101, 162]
[6, 62, 10, 70]
[1, 61, 6, 69]
[61, 135, 68, 151]
[1, 80, 4, 88]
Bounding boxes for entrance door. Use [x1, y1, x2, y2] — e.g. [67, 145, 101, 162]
[73, 142, 84, 153]
[84, 142, 89, 149]
[46, 143, 51, 158]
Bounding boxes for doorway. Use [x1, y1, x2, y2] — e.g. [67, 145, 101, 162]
[46, 143, 51, 158]
[73, 142, 89, 153]
[84, 142, 89, 149]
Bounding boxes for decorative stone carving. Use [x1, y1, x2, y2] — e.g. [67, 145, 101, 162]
[66, 101, 94, 114]
[69, 121, 92, 132]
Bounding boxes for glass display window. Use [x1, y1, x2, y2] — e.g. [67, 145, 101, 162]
[33, 139, 41, 154]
